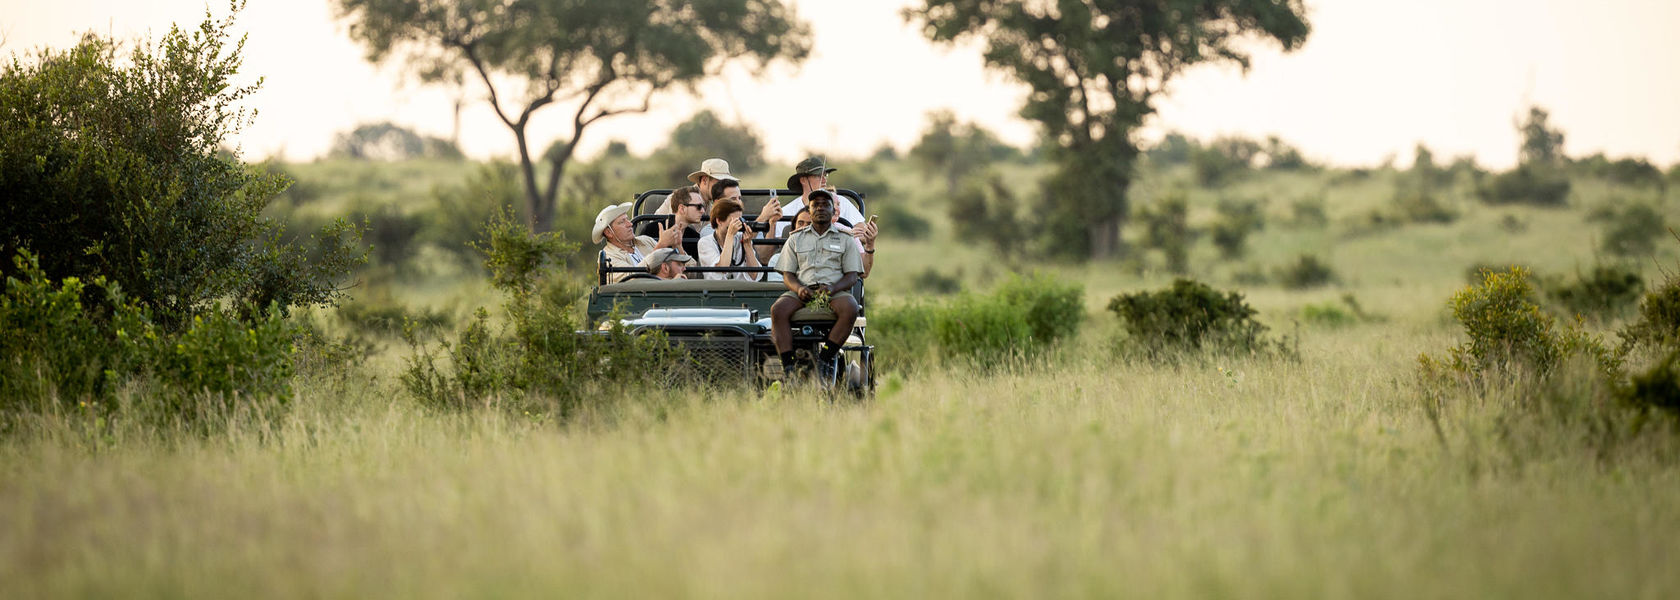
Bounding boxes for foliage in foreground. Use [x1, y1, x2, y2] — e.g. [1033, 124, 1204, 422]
[402, 213, 670, 416]
[1, 252, 296, 424]
[870, 273, 1084, 372]
[1417, 266, 1680, 459]
[0, 4, 363, 331]
[1107, 279, 1293, 362]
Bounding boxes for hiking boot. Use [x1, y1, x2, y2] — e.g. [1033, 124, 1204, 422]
[815, 353, 841, 387]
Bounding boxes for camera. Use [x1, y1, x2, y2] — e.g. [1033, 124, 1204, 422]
[747, 220, 771, 233]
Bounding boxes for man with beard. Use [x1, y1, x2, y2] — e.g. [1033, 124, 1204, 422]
[770, 189, 863, 382]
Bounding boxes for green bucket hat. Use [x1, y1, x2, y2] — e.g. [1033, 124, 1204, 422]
[785, 157, 837, 193]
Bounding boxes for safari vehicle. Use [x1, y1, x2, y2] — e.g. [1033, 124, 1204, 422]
[585, 188, 875, 394]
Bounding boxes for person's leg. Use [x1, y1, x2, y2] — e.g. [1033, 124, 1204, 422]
[818, 294, 859, 364]
[770, 294, 801, 365]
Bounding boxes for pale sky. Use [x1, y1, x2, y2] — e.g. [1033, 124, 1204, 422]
[5, 0, 1679, 169]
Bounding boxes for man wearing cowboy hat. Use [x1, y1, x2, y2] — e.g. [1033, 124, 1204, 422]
[593, 201, 681, 284]
[775, 157, 866, 237]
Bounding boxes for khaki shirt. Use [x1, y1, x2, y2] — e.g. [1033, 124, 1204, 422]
[776, 226, 863, 286]
[599, 236, 659, 283]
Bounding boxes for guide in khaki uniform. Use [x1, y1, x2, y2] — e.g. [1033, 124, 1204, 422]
[771, 189, 863, 381]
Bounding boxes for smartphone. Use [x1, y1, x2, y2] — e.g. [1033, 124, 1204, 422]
[868, 214, 878, 224]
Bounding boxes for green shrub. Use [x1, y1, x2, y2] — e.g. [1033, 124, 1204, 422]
[1620, 349, 1680, 415]
[1426, 267, 1608, 378]
[402, 212, 670, 416]
[947, 175, 1022, 253]
[1139, 192, 1194, 274]
[1107, 279, 1288, 361]
[1288, 194, 1328, 228]
[0, 8, 362, 331]
[2, 251, 298, 421]
[1191, 136, 1260, 187]
[1544, 264, 1644, 321]
[1210, 199, 1264, 259]
[1600, 203, 1666, 257]
[1299, 294, 1382, 328]
[1391, 188, 1457, 223]
[876, 202, 931, 240]
[1466, 261, 1530, 285]
[1478, 165, 1570, 207]
[1276, 254, 1337, 289]
[337, 294, 454, 337]
[869, 273, 1084, 372]
[1620, 265, 1680, 352]
[909, 266, 962, 295]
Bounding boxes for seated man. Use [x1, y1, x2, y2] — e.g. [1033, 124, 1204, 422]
[642, 248, 691, 280]
[594, 201, 679, 284]
[771, 190, 863, 381]
[767, 207, 875, 282]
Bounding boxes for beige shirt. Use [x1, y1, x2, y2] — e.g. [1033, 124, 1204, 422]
[776, 226, 863, 286]
[599, 236, 659, 283]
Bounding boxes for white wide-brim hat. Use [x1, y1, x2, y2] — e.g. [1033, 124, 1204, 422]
[592, 202, 633, 244]
[687, 157, 737, 184]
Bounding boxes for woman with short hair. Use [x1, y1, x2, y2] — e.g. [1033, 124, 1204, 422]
[697, 198, 763, 281]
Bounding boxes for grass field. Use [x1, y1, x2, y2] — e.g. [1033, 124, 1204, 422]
[4, 157, 1679, 597]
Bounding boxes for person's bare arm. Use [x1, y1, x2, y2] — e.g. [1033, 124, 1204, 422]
[821, 272, 860, 295]
[783, 272, 812, 300]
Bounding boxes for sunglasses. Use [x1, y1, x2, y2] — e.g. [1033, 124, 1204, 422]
[685, 203, 704, 209]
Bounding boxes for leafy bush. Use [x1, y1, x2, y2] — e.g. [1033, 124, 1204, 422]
[870, 274, 1084, 372]
[1425, 267, 1608, 378]
[1545, 264, 1644, 321]
[1299, 294, 1382, 328]
[1478, 165, 1571, 207]
[1191, 136, 1261, 187]
[1275, 254, 1337, 289]
[876, 202, 931, 240]
[2, 251, 297, 421]
[1210, 199, 1264, 260]
[1287, 194, 1328, 228]
[1466, 261, 1530, 285]
[1391, 188, 1457, 223]
[1107, 279, 1288, 361]
[1619, 265, 1680, 352]
[909, 266, 962, 295]
[337, 294, 454, 337]
[425, 162, 524, 266]
[1619, 350, 1680, 415]
[947, 175, 1022, 253]
[1139, 192, 1194, 274]
[1600, 203, 1666, 257]
[402, 212, 670, 416]
[0, 8, 362, 331]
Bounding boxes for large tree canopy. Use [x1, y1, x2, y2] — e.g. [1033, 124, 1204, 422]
[908, 0, 1310, 260]
[334, 0, 812, 233]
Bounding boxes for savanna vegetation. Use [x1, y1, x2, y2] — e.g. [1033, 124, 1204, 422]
[4, 2, 1680, 598]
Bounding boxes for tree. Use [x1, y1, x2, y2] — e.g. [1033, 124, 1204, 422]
[648, 109, 766, 183]
[0, 3, 362, 330]
[910, 109, 1020, 196]
[907, 0, 1310, 260]
[1518, 106, 1565, 166]
[330, 121, 464, 160]
[334, 0, 811, 232]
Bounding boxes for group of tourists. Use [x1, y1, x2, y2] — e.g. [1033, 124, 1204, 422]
[589, 156, 879, 379]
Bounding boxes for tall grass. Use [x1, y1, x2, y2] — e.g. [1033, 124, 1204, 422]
[3, 325, 1679, 598]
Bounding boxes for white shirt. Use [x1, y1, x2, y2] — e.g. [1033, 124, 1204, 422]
[775, 194, 866, 236]
[697, 232, 760, 281]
